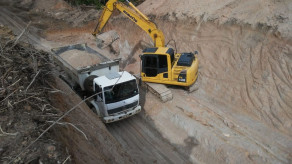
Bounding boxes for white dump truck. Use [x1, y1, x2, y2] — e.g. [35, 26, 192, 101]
[51, 44, 141, 123]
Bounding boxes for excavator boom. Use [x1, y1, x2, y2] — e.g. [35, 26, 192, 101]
[92, 0, 165, 47]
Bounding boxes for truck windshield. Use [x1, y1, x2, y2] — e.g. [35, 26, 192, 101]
[104, 79, 138, 104]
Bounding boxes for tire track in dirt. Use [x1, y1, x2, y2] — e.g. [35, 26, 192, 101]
[110, 15, 292, 162]
[106, 113, 190, 164]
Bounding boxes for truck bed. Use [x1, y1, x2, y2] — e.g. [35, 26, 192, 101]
[51, 43, 120, 89]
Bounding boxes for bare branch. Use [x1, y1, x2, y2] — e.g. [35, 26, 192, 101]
[25, 70, 41, 92]
[7, 78, 21, 88]
[13, 95, 36, 105]
[1, 67, 13, 87]
[0, 89, 18, 103]
[0, 126, 18, 137]
[0, 54, 13, 62]
[45, 81, 67, 95]
[11, 21, 31, 48]
[8, 91, 100, 164]
[62, 155, 71, 164]
[0, 43, 13, 62]
[47, 121, 88, 140]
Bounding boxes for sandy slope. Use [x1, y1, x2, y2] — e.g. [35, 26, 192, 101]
[100, 0, 292, 163]
[106, 0, 292, 134]
[139, 0, 292, 40]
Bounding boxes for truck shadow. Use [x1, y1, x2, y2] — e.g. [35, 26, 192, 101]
[106, 96, 199, 163]
[138, 85, 147, 110]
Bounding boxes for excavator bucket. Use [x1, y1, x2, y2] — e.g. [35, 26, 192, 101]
[95, 30, 119, 49]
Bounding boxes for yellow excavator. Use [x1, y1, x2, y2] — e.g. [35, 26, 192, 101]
[93, 0, 199, 91]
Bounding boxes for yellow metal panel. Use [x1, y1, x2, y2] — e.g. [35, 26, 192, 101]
[93, 0, 165, 47]
[141, 56, 199, 87]
[155, 47, 168, 54]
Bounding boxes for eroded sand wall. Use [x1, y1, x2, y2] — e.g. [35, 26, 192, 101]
[106, 18, 292, 135]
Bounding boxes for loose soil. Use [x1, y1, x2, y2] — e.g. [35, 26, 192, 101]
[0, 27, 68, 163]
[60, 49, 102, 68]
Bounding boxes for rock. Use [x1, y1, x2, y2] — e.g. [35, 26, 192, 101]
[96, 30, 120, 50]
[7, 76, 12, 80]
[47, 145, 56, 152]
[19, 0, 34, 10]
[22, 140, 27, 145]
[47, 145, 57, 159]
[24, 105, 32, 111]
[0, 146, 7, 156]
[223, 119, 235, 129]
[223, 133, 230, 137]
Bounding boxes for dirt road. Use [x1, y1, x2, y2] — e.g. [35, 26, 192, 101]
[106, 113, 190, 163]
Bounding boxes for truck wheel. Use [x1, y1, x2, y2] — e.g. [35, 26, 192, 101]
[89, 100, 101, 116]
[84, 75, 98, 94]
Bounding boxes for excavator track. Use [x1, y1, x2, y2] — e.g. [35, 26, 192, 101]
[141, 82, 173, 102]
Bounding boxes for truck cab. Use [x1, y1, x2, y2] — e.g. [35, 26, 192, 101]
[91, 71, 141, 123]
[51, 43, 141, 123]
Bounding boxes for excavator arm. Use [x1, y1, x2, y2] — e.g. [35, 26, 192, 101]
[92, 0, 165, 47]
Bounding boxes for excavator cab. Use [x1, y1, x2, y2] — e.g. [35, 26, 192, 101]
[141, 47, 173, 78]
[141, 47, 199, 88]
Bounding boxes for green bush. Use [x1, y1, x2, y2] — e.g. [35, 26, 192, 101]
[66, 0, 144, 9]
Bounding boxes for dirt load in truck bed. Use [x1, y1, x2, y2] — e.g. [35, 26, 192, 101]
[59, 49, 102, 68]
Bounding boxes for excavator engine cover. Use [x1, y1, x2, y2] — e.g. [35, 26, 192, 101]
[177, 53, 194, 66]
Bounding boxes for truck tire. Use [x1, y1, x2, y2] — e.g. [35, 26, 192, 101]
[83, 75, 98, 94]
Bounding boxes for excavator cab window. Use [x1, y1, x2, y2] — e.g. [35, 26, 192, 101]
[142, 55, 168, 77]
[158, 55, 168, 73]
[145, 55, 157, 67]
[143, 55, 158, 77]
[166, 48, 175, 64]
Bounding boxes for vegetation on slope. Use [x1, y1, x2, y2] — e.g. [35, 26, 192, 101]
[66, 0, 145, 9]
